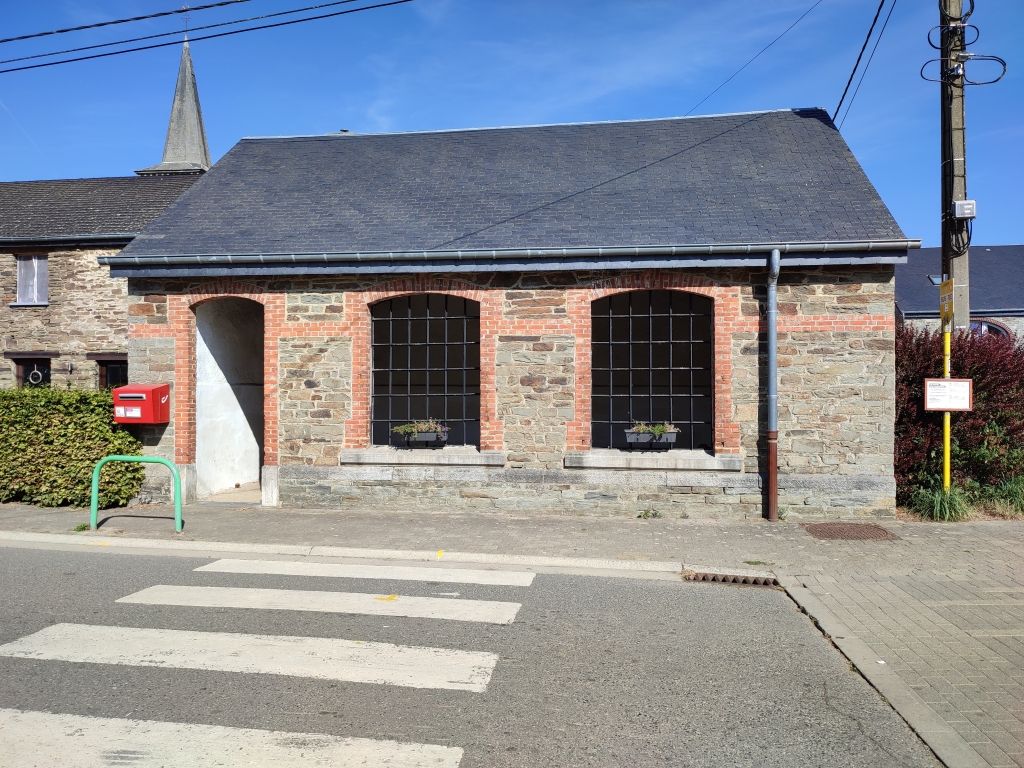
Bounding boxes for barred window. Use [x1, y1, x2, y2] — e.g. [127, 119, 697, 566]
[371, 294, 481, 446]
[591, 290, 714, 450]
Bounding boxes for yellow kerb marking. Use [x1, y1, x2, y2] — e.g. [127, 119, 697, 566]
[374, 594, 398, 602]
[437, 549, 444, 560]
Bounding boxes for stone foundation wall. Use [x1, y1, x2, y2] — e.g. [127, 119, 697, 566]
[279, 465, 895, 519]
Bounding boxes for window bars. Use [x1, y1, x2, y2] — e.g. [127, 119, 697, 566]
[370, 294, 481, 447]
[591, 290, 714, 451]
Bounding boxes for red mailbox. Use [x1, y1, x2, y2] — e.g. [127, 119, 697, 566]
[112, 383, 170, 424]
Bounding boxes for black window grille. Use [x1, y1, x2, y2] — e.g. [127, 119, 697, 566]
[371, 294, 481, 447]
[591, 290, 714, 451]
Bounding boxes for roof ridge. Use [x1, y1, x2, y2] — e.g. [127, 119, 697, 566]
[239, 107, 827, 142]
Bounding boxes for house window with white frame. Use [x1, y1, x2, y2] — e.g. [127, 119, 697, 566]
[14, 255, 49, 306]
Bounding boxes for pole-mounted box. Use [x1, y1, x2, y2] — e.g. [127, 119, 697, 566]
[952, 199, 976, 219]
[112, 383, 170, 424]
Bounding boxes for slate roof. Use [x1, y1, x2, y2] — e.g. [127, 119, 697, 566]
[896, 245, 1024, 317]
[0, 175, 197, 245]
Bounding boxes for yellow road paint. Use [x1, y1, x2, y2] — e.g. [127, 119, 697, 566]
[375, 594, 398, 602]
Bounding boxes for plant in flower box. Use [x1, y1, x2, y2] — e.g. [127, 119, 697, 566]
[391, 419, 450, 445]
[625, 421, 679, 448]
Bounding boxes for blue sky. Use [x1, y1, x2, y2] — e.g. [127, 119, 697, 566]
[0, 0, 1020, 247]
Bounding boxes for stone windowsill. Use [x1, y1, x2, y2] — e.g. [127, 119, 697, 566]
[339, 446, 506, 467]
[564, 449, 743, 472]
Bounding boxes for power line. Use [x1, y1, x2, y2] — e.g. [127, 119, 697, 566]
[683, 0, 825, 117]
[0, 1, 252, 46]
[832, 0, 887, 122]
[0, 0, 413, 76]
[0, 0, 361, 67]
[838, 0, 898, 128]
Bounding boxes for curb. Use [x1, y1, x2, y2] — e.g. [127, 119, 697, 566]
[0, 531, 684, 574]
[780, 576, 987, 768]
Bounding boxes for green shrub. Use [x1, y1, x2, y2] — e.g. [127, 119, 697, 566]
[896, 324, 1024, 504]
[0, 388, 144, 508]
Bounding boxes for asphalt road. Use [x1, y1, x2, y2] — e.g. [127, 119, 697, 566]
[0, 544, 939, 767]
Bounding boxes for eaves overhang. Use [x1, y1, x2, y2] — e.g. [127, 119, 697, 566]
[901, 308, 1024, 319]
[1, 233, 137, 249]
[101, 239, 920, 278]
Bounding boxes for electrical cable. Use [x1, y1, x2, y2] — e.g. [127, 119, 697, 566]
[838, 0, 897, 128]
[832, 0, 886, 122]
[683, 0, 825, 117]
[0, 0, 361, 67]
[0, 0, 412, 76]
[0, 1, 252, 46]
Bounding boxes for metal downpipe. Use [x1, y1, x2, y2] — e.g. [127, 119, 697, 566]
[766, 249, 781, 522]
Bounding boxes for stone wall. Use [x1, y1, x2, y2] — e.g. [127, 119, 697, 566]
[1, 248, 127, 388]
[128, 266, 898, 518]
[279, 336, 352, 466]
[496, 334, 574, 469]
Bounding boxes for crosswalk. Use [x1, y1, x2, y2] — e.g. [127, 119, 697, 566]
[0, 556, 536, 767]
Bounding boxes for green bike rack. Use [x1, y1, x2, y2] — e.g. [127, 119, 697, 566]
[90, 455, 182, 532]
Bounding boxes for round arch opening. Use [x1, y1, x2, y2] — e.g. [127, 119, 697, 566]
[194, 297, 264, 498]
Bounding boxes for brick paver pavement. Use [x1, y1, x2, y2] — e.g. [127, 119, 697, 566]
[2, 502, 1022, 766]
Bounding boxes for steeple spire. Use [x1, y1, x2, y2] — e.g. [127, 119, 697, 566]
[136, 40, 211, 175]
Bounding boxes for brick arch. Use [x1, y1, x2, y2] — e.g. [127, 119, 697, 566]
[361, 275, 487, 306]
[566, 272, 741, 454]
[343, 277, 501, 450]
[580, 271, 719, 303]
[168, 280, 284, 469]
[185, 279, 268, 308]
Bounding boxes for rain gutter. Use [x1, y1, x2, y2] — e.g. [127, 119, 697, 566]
[100, 239, 920, 270]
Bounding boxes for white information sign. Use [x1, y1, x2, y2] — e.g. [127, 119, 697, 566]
[924, 378, 973, 412]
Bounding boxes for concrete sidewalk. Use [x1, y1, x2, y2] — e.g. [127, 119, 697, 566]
[2, 501, 1022, 767]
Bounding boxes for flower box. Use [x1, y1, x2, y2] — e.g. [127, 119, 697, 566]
[625, 430, 677, 448]
[406, 431, 448, 445]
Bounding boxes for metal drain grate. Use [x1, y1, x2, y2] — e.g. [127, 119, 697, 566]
[804, 522, 900, 541]
[686, 572, 779, 587]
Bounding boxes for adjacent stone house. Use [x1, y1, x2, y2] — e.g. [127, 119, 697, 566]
[896, 245, 1024, 338]
[0, 176, 197, 388]
[0, 41, 209, 390]
[102, 108, 919, 518]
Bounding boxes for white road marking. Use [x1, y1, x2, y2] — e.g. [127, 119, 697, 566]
[0, 708, 462, 767]
[117, 585, 521, 625]
[195, 558, 536, 586]
[0, 624, 497, 692]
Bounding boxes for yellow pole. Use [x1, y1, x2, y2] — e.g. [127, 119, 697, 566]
[943, 328, 951, 492]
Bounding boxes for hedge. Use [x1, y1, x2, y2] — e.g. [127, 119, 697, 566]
[895, 323, 1024, 504]
[0, 387, 144, 508]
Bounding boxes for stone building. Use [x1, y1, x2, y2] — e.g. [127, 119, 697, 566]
[0, 42, 209, 389]
[896, 245, 1024, 339]
[101, 108, 919, 518]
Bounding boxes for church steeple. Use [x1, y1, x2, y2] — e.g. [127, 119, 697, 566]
[136, 40, 211, 175]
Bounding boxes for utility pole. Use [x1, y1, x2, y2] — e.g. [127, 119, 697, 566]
[939, 0, 971, 330]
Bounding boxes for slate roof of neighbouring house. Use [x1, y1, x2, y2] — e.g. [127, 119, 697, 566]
[896, 245, 1024, 317]
[112, 109, 911, 275]
[0, 176, 198, 244]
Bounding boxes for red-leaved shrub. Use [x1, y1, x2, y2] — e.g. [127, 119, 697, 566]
[895, 323, 1024, 503]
